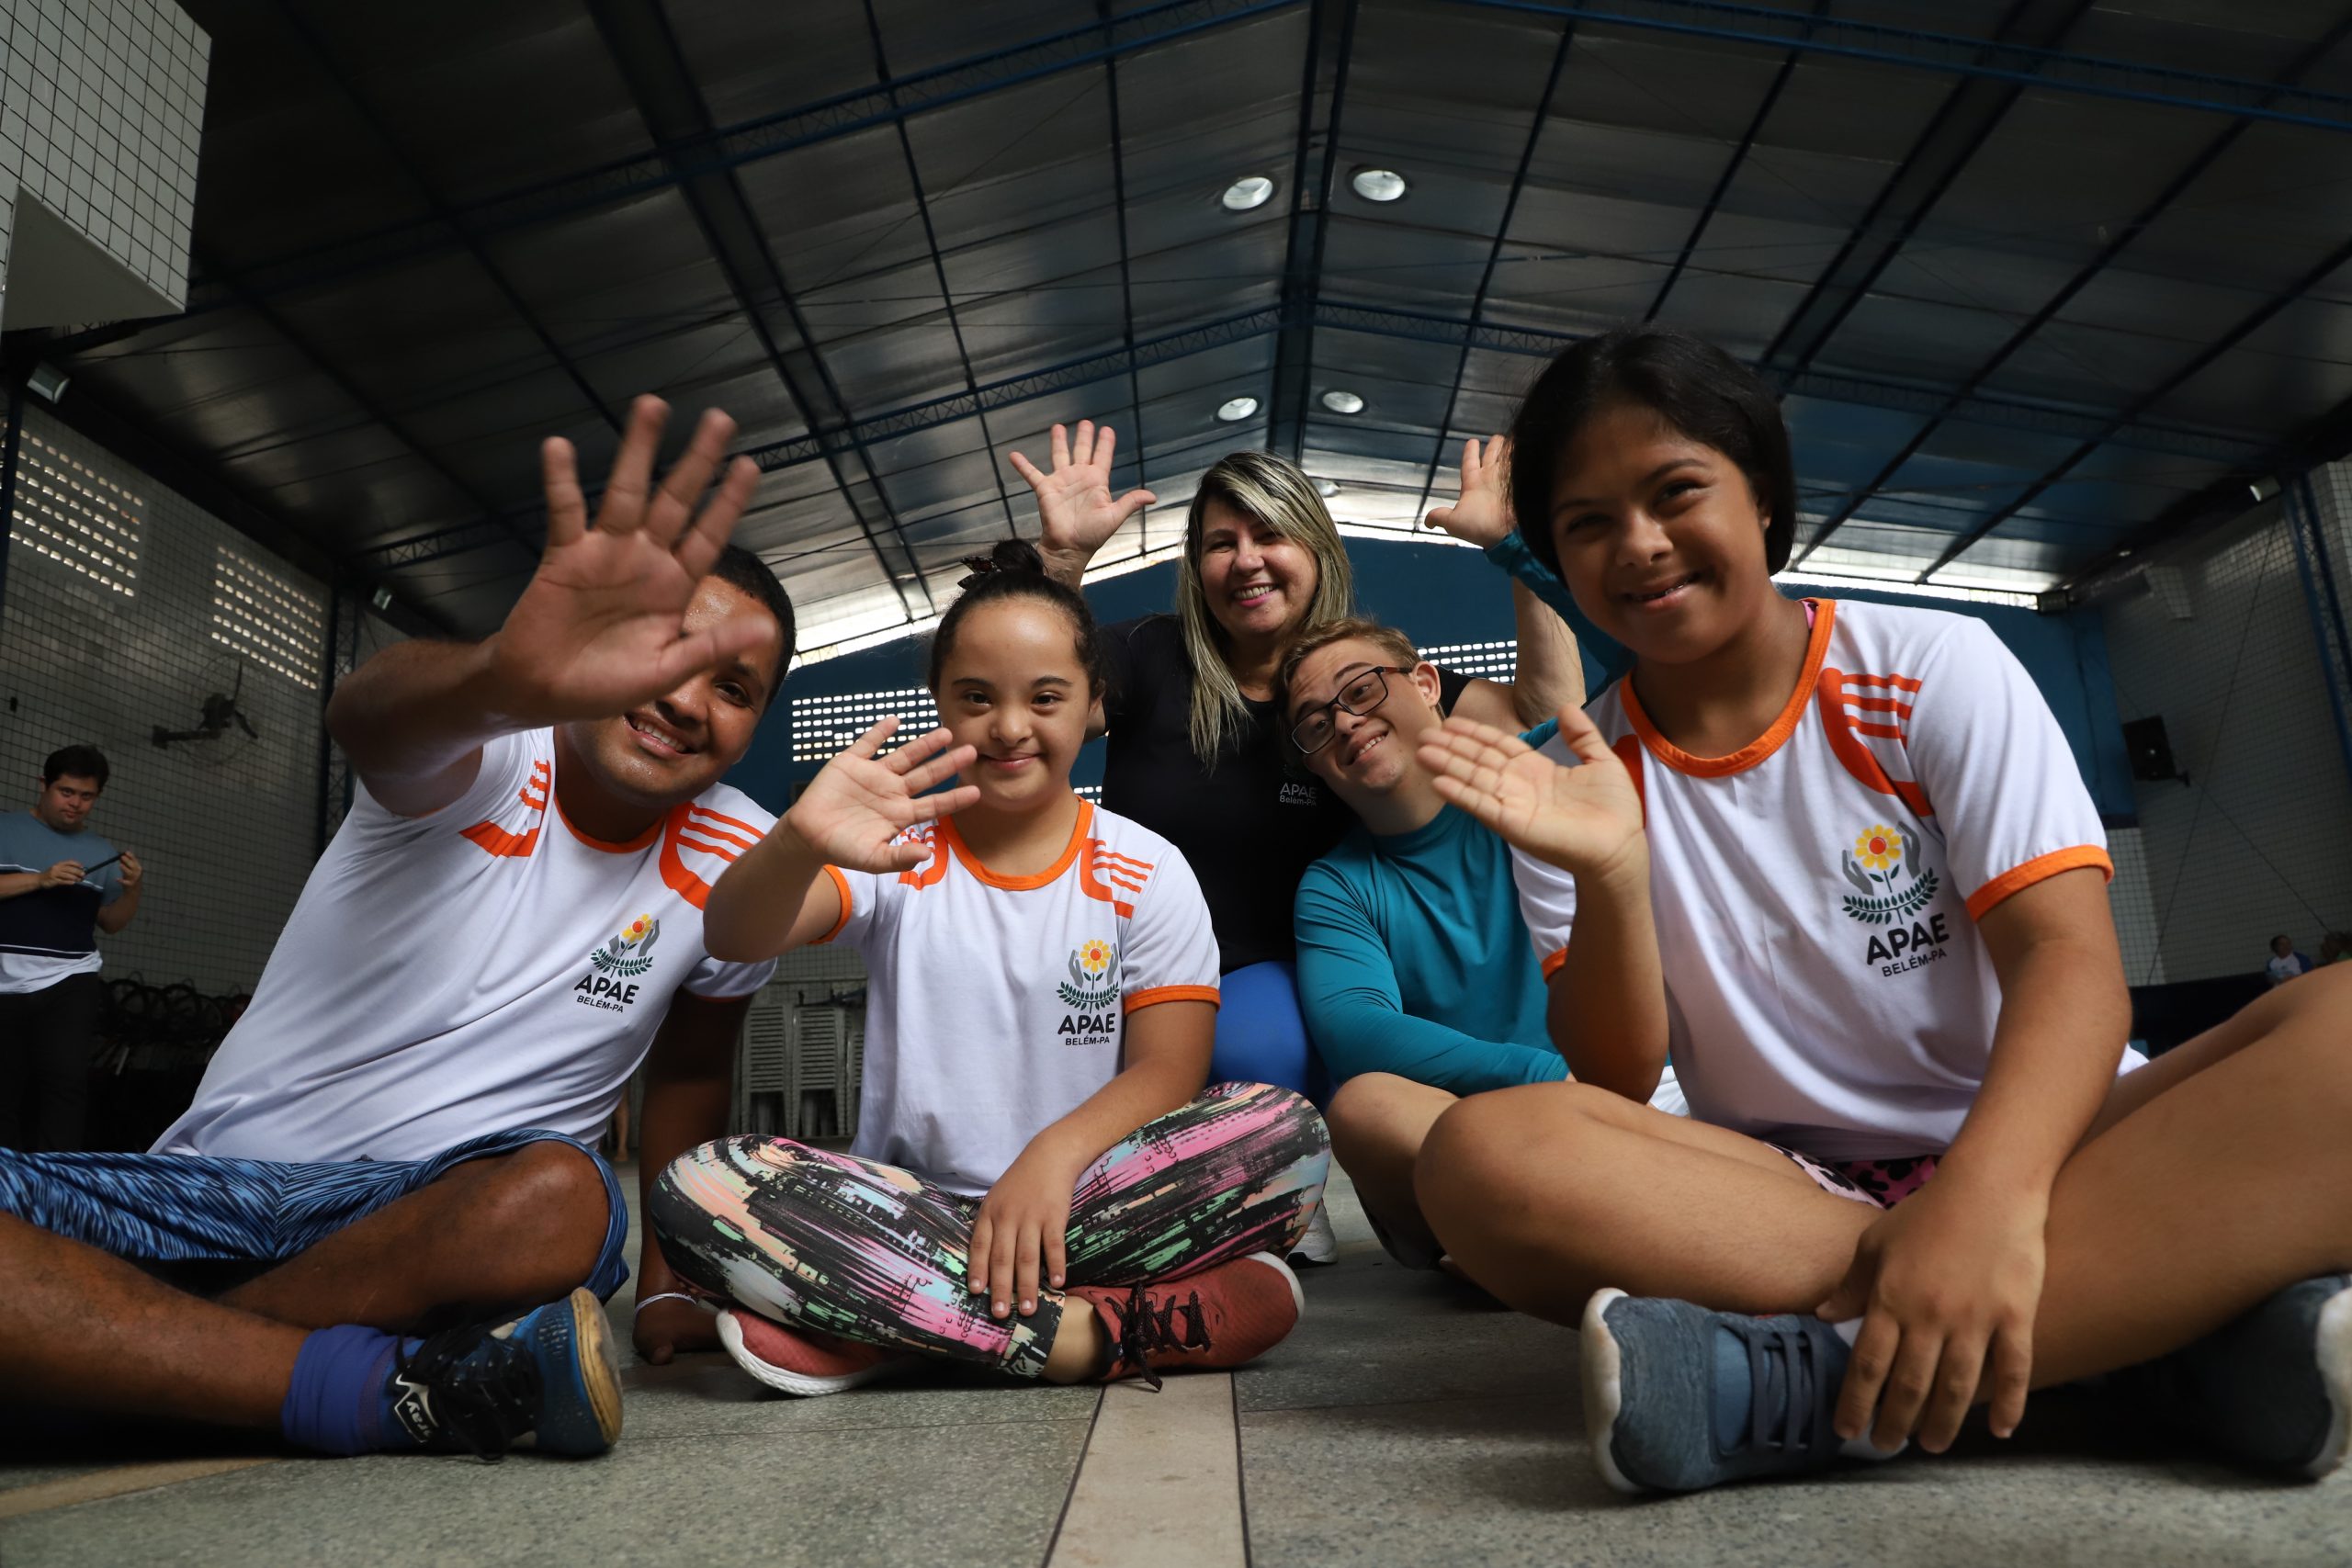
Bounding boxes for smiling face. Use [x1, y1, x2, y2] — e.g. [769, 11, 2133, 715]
[560, 576, 781, 813]
[934, 596, 1096, 818]
[1545, 403, 1781, 667]
[1194, 498, 1320, 647]
[1288, 638, 1444, 803]
[33, 774, 101, 832]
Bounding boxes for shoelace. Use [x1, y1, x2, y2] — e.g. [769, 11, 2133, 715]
[396, 1324, 542, 1462]
[1105, 1283, 1211, 1392]
[1724, 1317, 1834, 1461]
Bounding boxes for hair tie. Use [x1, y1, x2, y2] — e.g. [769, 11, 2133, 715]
[957, 553, 1003, 592]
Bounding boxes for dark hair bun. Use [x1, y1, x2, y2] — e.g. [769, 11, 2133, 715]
[957, 537, 1047, 591]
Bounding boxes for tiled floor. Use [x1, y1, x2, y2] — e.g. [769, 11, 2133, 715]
[3, 1170, 2347, 1567]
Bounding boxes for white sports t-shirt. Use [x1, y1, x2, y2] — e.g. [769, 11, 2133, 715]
[822, 800, 1220, 1196]
[1512, 599, 2126, 1161]
[155, 728, 776, 1163]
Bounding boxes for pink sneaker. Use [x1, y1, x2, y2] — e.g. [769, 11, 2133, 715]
[716, 1309, 918, 1397]
[1069, 1252, 1305, 1388]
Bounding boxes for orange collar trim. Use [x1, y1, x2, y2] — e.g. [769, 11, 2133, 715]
[1622, 599, 1835, 779]
[941, 799, 1093, 890]
[553, 788, 664, 854]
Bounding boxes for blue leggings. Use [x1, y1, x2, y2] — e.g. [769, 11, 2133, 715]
[1210, 961, 1331, 1104]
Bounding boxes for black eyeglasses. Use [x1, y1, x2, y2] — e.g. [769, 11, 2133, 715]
[1290, 666, 1412, 755]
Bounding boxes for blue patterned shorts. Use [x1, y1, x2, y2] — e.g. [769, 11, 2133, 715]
[0, 1127, 630, 1300]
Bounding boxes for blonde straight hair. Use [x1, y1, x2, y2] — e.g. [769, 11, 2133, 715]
[1177, 450, 1355, 765]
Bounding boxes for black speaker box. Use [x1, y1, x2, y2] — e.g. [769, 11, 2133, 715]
[2123, 716, 2179, 783]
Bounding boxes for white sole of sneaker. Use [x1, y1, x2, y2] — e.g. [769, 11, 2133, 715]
[1580, 1287, 1641, 1495]
[1241, 1251, 1307, 1318]
[2308, 1283, 2352, 1480]
[715, 1311, 912, 1398]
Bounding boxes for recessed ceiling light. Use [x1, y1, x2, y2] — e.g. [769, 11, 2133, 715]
[1321, 389, 1364, 414]
[1351, 167, 1408, 203]
[1220, 175, 1274, 212]
[1216, 396, 1260, 423]
[1315, 479, 1340, 498]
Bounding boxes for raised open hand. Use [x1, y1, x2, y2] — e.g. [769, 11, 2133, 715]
[487, 396, 768, 722]
[1008, 421, 1156, 580]
[1416, 706, 1644, 878]
[1423, 435, 1515, 547]
[784, 718, 981, 874]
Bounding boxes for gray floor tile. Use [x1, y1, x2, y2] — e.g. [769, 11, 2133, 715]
[622, 1354, 1101, 1439]
[1238, 1393, 2352, 1568]
[0, 1417, 1091, 1568]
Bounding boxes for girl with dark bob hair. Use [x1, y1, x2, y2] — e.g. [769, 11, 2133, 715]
[1411, 323, 2352, 1496]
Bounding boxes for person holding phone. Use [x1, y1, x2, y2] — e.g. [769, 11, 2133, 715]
[0, 745, 142, 1152]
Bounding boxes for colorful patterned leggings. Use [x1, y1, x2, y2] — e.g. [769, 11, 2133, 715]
[650, 1080, 1329, 1380]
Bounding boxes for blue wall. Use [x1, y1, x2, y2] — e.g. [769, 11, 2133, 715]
[730, 537, 2136, 823]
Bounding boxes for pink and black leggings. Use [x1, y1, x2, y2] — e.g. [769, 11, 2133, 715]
[650, 1080, 1329, 1379]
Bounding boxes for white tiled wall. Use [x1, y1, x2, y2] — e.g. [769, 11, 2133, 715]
[0, 0, 205, 325]
[2103, 504, 2352, 983]
[2, 403, 325, 994]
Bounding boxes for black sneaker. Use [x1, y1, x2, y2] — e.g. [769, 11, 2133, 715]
[2118, 1273, 2351, 1479]
[389, 1287, 623, 1460]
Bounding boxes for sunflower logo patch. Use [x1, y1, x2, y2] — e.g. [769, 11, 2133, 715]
[1055, 938, 1121, 1045]
[1838, 825, 1951, 975]
[577, 913, 661, 1010]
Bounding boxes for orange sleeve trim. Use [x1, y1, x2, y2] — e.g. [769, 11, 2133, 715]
[1540, 947, 1568, 979]
[813, 864, 854, 944]
[1123, 984, 1221, 1013]
[1964, 845, 2113, 921]
[691, 806, 764, 837]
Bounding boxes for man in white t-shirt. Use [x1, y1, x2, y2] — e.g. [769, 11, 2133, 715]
[0, 399, 787, 1460]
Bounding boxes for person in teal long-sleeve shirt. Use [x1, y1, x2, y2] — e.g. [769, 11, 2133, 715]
[1278, 613, 1678, 1269]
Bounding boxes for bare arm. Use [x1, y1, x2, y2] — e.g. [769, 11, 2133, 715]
[331, 397, 767, 818]
[967, 998, 1215, 1318]
[1820, 866, 2129, 1455]
[1008, 421, 1156, 591]
[1423, 438, 1585, 729]
[629, 990, 748, 1364]
[1540, 849, 1668, 1100]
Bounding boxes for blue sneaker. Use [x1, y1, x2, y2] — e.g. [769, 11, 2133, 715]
[2120, 1274, 2352, 1479]
[1581, 1288, 1897, 1494]
[389, 1287, 623, 1460]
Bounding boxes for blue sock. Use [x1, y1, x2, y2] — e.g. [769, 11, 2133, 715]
[279, 1325, 422, 1456]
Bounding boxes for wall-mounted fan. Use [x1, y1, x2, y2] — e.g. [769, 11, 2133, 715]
[152, 654, 262, 765]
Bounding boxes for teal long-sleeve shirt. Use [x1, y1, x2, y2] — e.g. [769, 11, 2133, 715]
[1295, 800, 1569, 1096]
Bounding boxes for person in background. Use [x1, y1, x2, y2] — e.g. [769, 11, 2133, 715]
[2267, 934, 2316, 987]
[1011, 426, 1583, 1261]
[2322, 931, 2351, 965]
[0, 746, 142, 1152]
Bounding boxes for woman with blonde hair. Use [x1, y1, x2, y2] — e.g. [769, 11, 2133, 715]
[1010, 424, 1582, 1204]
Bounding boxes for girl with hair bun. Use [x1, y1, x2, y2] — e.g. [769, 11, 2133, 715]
[650, 540, 1330, 1398]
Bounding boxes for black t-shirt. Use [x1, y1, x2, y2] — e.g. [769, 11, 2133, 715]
[1097, 615, 1470, 974]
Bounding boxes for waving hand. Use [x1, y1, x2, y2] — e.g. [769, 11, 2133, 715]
[1416, 705, 1644, 879]
[1009, 421, 1156, 585]
[488, 397, 769, 721]
[785, 718, 980, 874]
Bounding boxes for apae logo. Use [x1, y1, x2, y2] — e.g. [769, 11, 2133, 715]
[577, 913, 660, 1010]
[1838, 824, 1950, 976]
[1055, 938, 1120, 1043]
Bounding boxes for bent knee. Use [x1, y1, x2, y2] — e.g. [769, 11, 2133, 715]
[492, 1138, 609, 1219]
[1413, 1081, 1619, 1223]
[1328, 1074, 1450, 1162]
